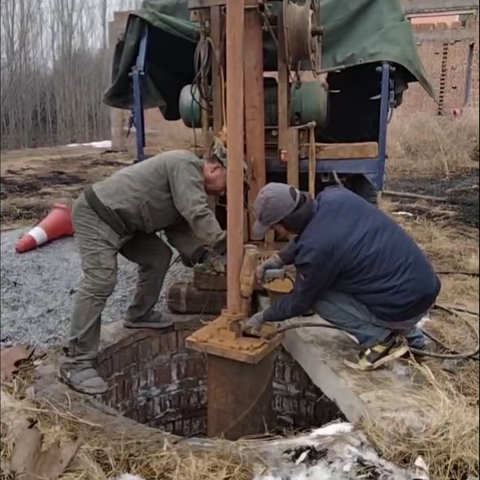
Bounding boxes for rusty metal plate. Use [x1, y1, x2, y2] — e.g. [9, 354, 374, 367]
[207, 350, 277, 440]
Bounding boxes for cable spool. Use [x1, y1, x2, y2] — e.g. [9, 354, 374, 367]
[284, 0, 322, 74]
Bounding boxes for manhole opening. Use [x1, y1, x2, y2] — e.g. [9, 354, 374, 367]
[99, 322, 344, 437]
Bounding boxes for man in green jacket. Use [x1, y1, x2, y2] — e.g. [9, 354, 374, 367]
[60, 140, 228, 395]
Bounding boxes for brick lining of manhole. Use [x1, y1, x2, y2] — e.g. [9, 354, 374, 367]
[98, 317, 344, 437]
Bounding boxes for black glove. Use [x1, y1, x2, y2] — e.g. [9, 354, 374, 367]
[183, 246, 208, 267]
[199, 251, 226, 275]
[213, 237, 227, 256]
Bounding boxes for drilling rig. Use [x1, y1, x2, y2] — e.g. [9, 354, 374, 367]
[105, 0, 432, 441]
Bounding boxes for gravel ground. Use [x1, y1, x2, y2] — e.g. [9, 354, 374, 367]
[0, 230, 191, 349]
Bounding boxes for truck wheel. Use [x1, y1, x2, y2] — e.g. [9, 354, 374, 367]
[351, 176, 379, 206]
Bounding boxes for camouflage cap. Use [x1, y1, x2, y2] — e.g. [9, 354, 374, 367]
[211, 137, 228, 168]
[210, 136, 248, 173]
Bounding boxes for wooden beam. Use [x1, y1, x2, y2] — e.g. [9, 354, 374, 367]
[211, 6, 224, 135]
[277, 3, 289, 154]
[226, 0, 245, 316]
[300, 142, 379, 160]
[287, 129, 299, 188]
[401, 0, 478, 14]
[200, 12, 211, 150]
[244, 7, 266, 239]
[308, 126, 316, 196]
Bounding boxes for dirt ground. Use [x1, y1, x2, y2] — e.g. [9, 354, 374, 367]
[1, 146, 134, 228]
[1, 141, 479, 480]
[2, 143, 477, 331]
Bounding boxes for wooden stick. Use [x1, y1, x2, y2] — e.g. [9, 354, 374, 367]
[287, 129, 299, 188]
[277, 3, 289, 154]
[383, 190, 448, 203]
[384, 190, 478, 206]
[437, 270, 480, 277]
[434, 303, 480, 317]
[211, 6, 224, 135]
[245, 6, 266, 239]
[226, 0, 245, 315]
[308, 123, 316, 197]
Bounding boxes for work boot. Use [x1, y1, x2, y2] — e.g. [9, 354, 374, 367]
[345, 335, 409, 372]
[123, 311, 174, 330]
[59, 360, 108, 396]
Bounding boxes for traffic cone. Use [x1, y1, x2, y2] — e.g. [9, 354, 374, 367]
[15, 203, 74, 254]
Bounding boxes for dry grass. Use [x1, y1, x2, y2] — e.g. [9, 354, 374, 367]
[385, 200, 479, 276]
[366, 200, 480, 480]
[364, 364, 479, 480]
[0, 384, 255, 480]
[388, 109, 479, 178]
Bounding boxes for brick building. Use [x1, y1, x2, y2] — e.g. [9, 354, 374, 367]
[109, 11, 479, 152]
[399, 19, 479, 116]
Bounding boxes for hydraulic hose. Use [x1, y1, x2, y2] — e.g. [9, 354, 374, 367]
[266, 322, 480, 361]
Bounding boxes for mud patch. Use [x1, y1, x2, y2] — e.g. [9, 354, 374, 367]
[387, 168, 479, 228]
[91, 158, 130, 168]
[1, 177, 42, 199]
[1, 172, 86, 201]
[1, 203, 49, 224]
[37, 172, 86, 186]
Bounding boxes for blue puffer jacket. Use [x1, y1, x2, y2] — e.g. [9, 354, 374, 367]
[263, 186, 441, 323]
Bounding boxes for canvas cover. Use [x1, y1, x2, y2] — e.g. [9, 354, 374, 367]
[104, 0, 433, 117]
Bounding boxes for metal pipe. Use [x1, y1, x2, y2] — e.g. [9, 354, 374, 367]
[226, 0, 245, 315]
[377, 62, 392, 191]
[131, 26, 149, 163]
[464, 42, 475, 107]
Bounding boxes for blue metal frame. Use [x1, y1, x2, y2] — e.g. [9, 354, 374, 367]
[267, 62, 396, 191]
[130, 41, 396, 185]
[130, 26, 149, 163]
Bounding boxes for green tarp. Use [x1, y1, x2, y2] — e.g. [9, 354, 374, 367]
[104, 0, 433, 117]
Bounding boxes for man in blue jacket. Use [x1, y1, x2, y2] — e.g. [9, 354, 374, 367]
[246, 183, 441, 370]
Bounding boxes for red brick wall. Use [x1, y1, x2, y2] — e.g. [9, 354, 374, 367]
[398, 20, 480, 117]
[97, 320, 343, 436]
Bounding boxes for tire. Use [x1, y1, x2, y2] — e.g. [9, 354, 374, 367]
[351, 176, 379, 206]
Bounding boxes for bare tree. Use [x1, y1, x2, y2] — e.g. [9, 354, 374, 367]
[1, 0, 141, 150]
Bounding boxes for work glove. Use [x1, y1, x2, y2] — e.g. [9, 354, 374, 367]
[199, 251, 226, 275]
[257, 254, 285, 283]
[243, 311, 266, 334]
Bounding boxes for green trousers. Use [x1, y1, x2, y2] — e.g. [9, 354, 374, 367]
[68, 195, 172, 362]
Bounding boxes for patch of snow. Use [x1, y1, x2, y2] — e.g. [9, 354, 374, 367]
[414, 456, 430, 480]
[310, 423, 354, 437]
[113, 476, 146, 480]
[66, 140, 112, 149]
[295, 450, 309, 465]
[394, 211, 415, 217]
[418, 315, 433, 328]
[255, 464, 335, 480]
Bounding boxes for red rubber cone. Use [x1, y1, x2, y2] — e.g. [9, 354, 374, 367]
[15, 203, 75, 254]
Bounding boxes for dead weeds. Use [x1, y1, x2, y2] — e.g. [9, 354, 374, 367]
[364, 364, 479, 480]
[388, 109, 479, 178]
[368, 199, 480, 480]
[1, 386, 255, 480]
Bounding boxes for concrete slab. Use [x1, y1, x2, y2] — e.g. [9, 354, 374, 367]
[283, 315, 421, 426]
